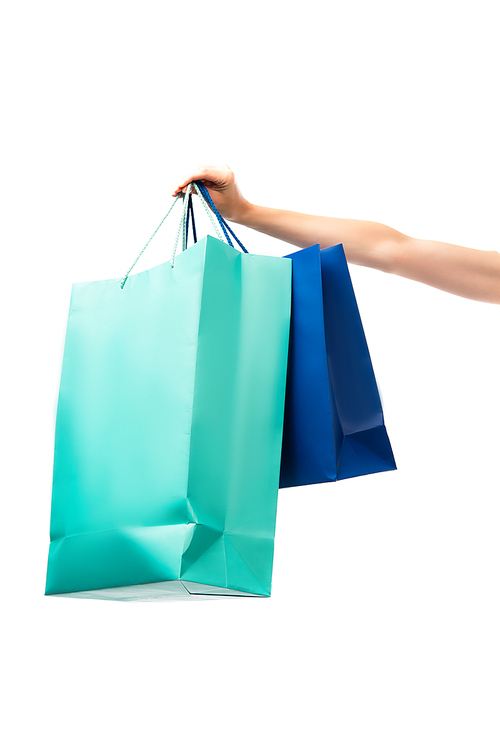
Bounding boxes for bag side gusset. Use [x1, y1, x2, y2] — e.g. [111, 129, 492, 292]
[181, 236, 292, 596]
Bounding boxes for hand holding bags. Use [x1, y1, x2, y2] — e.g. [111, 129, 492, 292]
[45, 185, 292, 600]
[46, 181, 396, 602]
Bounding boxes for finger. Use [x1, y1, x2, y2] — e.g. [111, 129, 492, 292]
[172, 169, 208, 196]
[172, 181, 190, 197]
[172, 165, 229, 196]
[172, 181, 197, 197]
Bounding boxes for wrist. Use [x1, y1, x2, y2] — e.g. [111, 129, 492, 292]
[231, 199, 257, 226]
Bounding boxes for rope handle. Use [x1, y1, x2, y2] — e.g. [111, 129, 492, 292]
[120, 182, 224, 288]
[195, 182, 249, 254]
[186, 193, 197, 245]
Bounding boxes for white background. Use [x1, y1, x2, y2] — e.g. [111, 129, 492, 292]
[1, 1, 499, 747]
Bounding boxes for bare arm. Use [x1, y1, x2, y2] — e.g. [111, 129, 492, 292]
[237, 203, 500, 304]
[174, 166, 500, 304]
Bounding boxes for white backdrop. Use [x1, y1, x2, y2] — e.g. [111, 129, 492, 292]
[1, 1, 499, 747]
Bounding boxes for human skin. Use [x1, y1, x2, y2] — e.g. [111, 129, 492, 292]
[173, 165, 500, 304]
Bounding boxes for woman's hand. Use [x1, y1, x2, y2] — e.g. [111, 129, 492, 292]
[173, 165, 251, 223]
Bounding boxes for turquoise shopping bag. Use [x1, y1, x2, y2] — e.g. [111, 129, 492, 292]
[45, 186, 292, 600]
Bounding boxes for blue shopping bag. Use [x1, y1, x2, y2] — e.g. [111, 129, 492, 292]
[195, 185, 396, 488]
[279, 243, 396, 487]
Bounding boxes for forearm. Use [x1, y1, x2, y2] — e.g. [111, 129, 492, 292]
[236, 202, 406, 272]
[237, 203, 500, 304]
[392, 236, 500, 304]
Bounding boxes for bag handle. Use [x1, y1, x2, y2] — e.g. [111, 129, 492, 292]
[193, 181, 249, 254]
[120, 182, 224, 288]
[186, 193, 197, 245]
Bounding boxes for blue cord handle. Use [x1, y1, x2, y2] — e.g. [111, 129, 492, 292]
[197, 183, 233, 247]
[193, 181, 249, 254]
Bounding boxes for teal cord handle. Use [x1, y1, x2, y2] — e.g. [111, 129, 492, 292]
[120, 194, 180, 288]
[190, 181, 225, 244]
[171, 182, 225, 266]
[170, 187, 192, 266]
[120, 182, 224, 288]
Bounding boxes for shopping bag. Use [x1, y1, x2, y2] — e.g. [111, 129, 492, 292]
[45, 186, 292, 600]
[279, 243, 396, 487]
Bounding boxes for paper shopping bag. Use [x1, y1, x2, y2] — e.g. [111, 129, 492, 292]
[279, 243, 396, 488]
[45, 234, 291, 599]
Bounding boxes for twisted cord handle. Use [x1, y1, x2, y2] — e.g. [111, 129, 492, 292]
[190, 181, 225, 244]
[196, 182, 249, 254]
[186, 194, 197, 245]
[120, 182, 225, 288]
[120, 195, 180, 288]
[170, 187, 192, 267]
